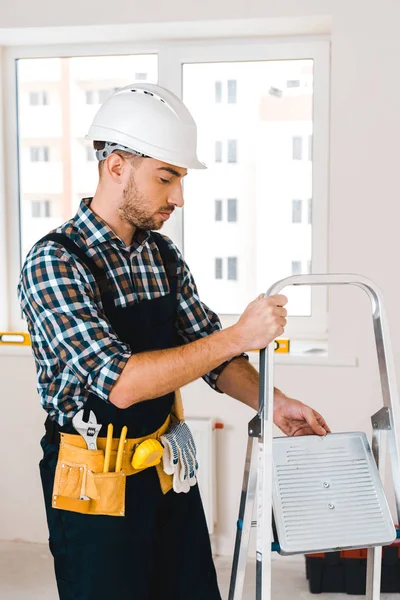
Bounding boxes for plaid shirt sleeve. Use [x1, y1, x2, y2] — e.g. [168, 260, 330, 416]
[165, 238, 248, 392]
[18, 243, 131, 402]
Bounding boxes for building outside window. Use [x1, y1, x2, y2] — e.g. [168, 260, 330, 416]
[227, 257, 238, 280]
[292, 199, 302, 224]
[215, 199, 223, 221]
[215, 81, 222, 103]
[227, 79, 237, 103]
[29, 91, 48, 106]
[227, 198, 237, 222]
[291, 261, 302, 275]
[30, 146, 49, 162]
[215, 141, 222, 162]
[227, 139, 237, 163]
[215, 258, 223, 279]
[292, 136, 303, 160]
[32, 199, 51, 218]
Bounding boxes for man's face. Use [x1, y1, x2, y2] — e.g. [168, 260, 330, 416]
[119, 158, 187, 231]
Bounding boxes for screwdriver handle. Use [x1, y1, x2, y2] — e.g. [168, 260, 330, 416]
[115, 426, 128, 473]
[103, 423, 113, 473]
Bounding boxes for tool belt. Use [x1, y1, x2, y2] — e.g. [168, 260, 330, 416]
[51, 391, 185, 517]
[52, 414, 172, 517]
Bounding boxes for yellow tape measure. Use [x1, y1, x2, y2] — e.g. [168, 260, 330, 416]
[0, 332, 31, 346]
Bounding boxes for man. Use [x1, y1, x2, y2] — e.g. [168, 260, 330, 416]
[18, 83, 330, 600]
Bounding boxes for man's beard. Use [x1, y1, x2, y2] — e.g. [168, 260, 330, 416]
[119, 173, 163, 231]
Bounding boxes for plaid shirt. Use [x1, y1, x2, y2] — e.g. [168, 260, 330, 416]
[18, 198, 238, 426]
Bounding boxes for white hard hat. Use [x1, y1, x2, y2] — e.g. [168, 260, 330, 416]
[86, 83, 206, 170]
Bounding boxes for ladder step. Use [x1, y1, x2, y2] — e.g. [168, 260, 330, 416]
[272, 433, 396, 555]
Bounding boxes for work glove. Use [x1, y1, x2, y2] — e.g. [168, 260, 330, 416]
[160, 421, 199, 493]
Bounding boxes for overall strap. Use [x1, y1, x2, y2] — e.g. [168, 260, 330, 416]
[39, 233, 111, 297]
[151, 232, 178, 294]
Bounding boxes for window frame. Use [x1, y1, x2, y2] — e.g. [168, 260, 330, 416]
[2, 37, 330, 339]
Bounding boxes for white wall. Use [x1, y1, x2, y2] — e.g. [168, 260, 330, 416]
[1, 0, 400, 560]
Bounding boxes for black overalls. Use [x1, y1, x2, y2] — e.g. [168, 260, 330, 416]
[39, 232, 222, 600]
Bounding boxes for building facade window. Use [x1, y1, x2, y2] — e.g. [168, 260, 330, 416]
[215, 258, 223, 279]
[292, 136, 303, 160]
[291, 261, 302, 275]
[227, 198, 237, 222]
[227, 257, 238, 280]
[85, 89, 114, 105]
[31, 199, 51, 218]
[215, 141, 222, 162]
[286, 79, 300, 88]
[227, 140, 237, 163]
[227, 79, 237, 103]
[30, 146, 50, 162]
[215, 199, 223, 221]
[215, 81, 222, 103]
[292, 199, 302, 224]
[29, 91, 48, 106]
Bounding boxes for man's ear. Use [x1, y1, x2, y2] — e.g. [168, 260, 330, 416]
[105, 153, 126, 182]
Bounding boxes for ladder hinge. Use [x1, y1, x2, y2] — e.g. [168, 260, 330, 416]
[248, 414, 262, 438]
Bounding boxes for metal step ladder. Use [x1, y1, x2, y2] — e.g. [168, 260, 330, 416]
[229, 274, 400, 600]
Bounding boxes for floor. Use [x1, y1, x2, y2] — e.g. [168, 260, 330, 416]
[0, 540, 398, 599]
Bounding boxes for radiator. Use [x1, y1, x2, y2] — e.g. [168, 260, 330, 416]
[185, 417, 217, 534]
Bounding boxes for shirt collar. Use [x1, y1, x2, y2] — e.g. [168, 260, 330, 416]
[74, 198, 150, 250]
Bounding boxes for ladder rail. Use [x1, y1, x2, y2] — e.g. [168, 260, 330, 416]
[228, 436, 259, 600]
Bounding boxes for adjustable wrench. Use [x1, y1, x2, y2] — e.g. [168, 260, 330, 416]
[72, 409, 102, 450]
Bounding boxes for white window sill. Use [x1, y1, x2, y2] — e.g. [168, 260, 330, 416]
[247, 339, 358, 368]
[0, 341, 358, 367]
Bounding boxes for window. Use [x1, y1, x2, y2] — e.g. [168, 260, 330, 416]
[182, 45, 329, 329]
[29, 91, 48, 106]
[14, 54, 158, 275]
[86, 146, 96, 162]
[308, 135, 313, 161]
[292, 136, 303, 160]
[215, 258, 223, 279]
[7, 42, 328, 337]
[227, 79, 237, 104]
[227, 140, 237, 163]
[308, 198, 313, 225]
[215, 81, 222, 103]
[215, 200, 223, 221]
[215, 141, 222, 162]
[291, 261, 302, 275]
[292, 199, 302, 224]
[30, 146, 49, 162]
[32, 199, 51, 218]
[135, 72, 147, 81]
[227, 257, 238, 280]
[227, 198, 237, 222]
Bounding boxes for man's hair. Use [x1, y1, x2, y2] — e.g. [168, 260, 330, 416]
[93, 141, 143, 176]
